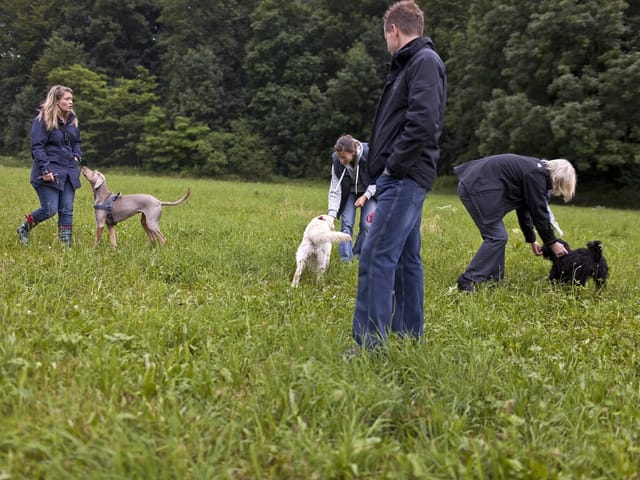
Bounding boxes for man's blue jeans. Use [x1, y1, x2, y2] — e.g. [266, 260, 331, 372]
[31, 178, 75, 226]
[339, 193, 377, 261]
[352, 173, 427, 348]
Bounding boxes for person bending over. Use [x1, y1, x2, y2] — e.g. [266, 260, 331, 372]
[454, 153, 576, 292]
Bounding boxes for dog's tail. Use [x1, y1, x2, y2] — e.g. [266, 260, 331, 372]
[587, 240, 603, 261]
[309, 231, 352, 244]
[161, 188, 191, 206]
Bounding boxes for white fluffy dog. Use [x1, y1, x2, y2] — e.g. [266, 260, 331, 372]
[291, 215, 351, 287]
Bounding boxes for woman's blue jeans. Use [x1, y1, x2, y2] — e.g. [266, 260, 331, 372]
[352, 174, 427, 348]
[31, 178, 75, 227]
[339, 193, 377, 261]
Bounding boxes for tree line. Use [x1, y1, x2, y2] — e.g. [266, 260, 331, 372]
[1, 0, 638, 184]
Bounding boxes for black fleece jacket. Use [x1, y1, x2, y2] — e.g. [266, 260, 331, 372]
[367, 37, 447, 190]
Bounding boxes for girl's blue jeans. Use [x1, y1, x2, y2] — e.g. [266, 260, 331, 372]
[339, 193, 377, 261]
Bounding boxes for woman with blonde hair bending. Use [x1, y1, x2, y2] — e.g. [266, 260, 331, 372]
[17, 85, 83, 246]
[454, 153, 577, 292]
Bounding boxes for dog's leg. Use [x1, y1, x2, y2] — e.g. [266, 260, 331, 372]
[155, 230, 167, 245]
[107, 224, 118, 248]
[141, 214, 167, 245]
[150, 226, 167, 245]
[291, 261, 304, 287]
[315, 247, 331, 281]
[573, 265, 587, 286]
[140, 214, 156, 244]
[95, 225, 104, 246]
[594, 272, 606, 289]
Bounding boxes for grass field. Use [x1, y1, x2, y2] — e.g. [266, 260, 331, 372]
[1, 165, 639, 479]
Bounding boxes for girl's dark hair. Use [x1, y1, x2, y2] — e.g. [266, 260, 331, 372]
[334, 134, 357, 153]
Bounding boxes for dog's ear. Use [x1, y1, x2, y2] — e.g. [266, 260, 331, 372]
[94, 172, 104, 189]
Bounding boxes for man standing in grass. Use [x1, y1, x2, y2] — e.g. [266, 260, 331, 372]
[351, 0, 447, 350]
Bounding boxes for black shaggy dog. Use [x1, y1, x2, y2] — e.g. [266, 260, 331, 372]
[541, 239, 608, 289]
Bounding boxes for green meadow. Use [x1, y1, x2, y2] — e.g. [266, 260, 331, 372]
[1, 165, 639, 479]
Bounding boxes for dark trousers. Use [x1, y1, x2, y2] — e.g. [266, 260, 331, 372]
[457, 183, 507, 289]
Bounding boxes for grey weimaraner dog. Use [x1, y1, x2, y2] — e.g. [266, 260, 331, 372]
[81, 166, 190, 247]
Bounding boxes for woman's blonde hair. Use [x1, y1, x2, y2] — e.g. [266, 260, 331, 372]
[38, 85, 78, 131]
[546, 159, 576, 202]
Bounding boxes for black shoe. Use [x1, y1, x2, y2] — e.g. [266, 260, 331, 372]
[457, 280, 476, 292]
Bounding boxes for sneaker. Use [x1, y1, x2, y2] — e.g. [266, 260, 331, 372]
[16, 224, 30, 245]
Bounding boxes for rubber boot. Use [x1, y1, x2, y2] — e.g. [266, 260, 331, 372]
[58, 225, 73, 247]
[16, 216, 36, 245]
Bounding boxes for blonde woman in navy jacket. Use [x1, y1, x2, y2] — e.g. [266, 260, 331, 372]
[17, 85, 82, 246]
[327, 135, 377, 262]
[454, 153, 576, 292]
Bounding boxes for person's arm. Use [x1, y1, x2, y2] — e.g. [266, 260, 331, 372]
[520, 171, 569, 256]
[516, 208, 537, 244]
[364, 184, 376, 199]
[328, 165, 342, 218]
[31, 118, 51, 174]
[30, 118, 55, 183]
[522, 171, 557, 246]
[355, 184, 376, 208]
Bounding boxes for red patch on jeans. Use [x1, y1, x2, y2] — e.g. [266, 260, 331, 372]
[365, 212, 375, 224]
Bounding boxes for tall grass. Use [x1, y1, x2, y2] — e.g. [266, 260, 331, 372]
[1, 165, 639, 479]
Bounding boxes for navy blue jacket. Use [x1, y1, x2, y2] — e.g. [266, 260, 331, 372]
[30, 112, 82, 191]
[367, 37, 447, 189]
[454, 153, 557, 245]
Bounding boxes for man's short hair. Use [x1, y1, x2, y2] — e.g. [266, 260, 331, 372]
[383, 0, 424, 37]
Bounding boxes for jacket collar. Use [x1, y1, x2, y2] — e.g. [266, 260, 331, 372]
[57, 112, 77, 127]
[391, 37, 433, 70]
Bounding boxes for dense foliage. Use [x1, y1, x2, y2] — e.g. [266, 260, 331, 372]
[1, 0, 638, 183]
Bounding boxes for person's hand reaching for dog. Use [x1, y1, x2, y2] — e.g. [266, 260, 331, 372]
[551, 241, 568, 257]
[532, 241, 567, 257]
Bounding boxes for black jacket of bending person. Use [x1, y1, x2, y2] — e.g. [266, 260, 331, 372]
[454, 153, 558, 246]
